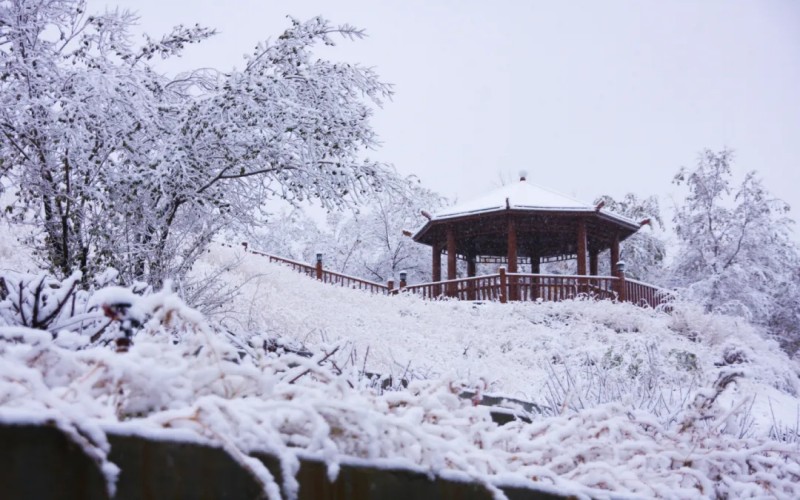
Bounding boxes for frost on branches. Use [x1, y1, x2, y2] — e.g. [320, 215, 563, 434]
[670, 149, 800, 352]
[1, 269, 799, 499]
[250, 177, 448, 284]
[0, 0, 398, 286]
[593, 193, 667, 282]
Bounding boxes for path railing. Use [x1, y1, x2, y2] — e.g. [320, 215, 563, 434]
[238, 243, 670, 309]
[625, 278, 672, 309]
[247, 248, 390, 295]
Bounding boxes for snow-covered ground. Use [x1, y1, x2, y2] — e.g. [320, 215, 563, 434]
[1, 240, 799, 498]
[202, 244, 800, 430]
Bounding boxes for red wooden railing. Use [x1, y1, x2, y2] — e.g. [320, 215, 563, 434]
[238, 243, 670, 309]
[403, 272, 620, 303]
[399, 270, 669, 309]
[250, 251, 316, 277]
[508, 274, 618, 302]
[624, 278, 672, 309]
[403, 274, 505, 301]
[248, 249, 390, 295]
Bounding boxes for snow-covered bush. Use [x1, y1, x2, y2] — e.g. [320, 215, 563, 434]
[1, 280, 799, 498]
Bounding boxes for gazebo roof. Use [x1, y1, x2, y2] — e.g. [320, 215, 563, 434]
[430, 179, 637, 227]
[412, 177, 642, 259]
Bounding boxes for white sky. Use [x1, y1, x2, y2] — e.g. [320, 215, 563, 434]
[99, 0, 800, 225]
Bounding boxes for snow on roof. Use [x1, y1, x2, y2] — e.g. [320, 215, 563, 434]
[431, 178, 638, 227]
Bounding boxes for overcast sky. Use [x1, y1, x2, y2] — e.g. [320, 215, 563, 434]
[99, 0, 800, 225]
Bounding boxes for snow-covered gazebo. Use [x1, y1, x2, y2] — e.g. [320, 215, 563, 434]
[411, 174, 653, 302]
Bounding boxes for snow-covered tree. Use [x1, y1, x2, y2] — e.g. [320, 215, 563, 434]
[593, 193, 666, 282]
[345, 178, 447, 283]
[669, 149, 799, 343]
[0, 0, 397, 285]
[250, 178, 448, 284]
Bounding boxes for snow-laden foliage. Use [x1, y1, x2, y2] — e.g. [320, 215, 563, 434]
[670, 149, 800, 353]
[0, 0, 397, 286]
[2, 266, 800, 499]
[593, 193, 667, 282]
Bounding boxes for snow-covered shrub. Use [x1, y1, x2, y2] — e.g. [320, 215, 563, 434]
[0, 269, 151, 348]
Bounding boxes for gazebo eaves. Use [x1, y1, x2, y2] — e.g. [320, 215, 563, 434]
[412, 206, 640, 244]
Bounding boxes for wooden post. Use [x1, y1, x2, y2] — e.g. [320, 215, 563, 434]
[432, 242, 442, 281]
[589, 250, 599, 276]
[467, 255, 476, 300]
[576, 219, 587, 276]
[387, 279, 394, 293]
[531, 251, 540, 300]
[447, 226, 457, 297]
[399, 271, 407, 290]
[588, 249, 599, 297]
[432, 242, 442, 297]
[499, 267, 507, 304]
[507, 218, 518, 273]
[315, 253, 323, 281]
[616, 264, 627, 302]
[610, 233, 620, 276]
[507, 217, 518, 301]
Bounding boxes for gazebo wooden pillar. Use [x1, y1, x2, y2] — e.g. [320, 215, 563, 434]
[467, 255, 476, 277]
[446, 226, 457, 296]
[589, 250, 599, 276]
[531, 249, 541, 299]
[576, 219, 587, 276]
[610, 232, 623, 300]
[610, 232, 620, 274]
[467, 254, 476, 299]
[432, 242, 442, 296]
[507, 216, 518, 300]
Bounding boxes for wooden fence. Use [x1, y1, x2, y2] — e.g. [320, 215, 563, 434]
[249, 249, 390, 295]
[403, 270, 624, 303]
[241, 244, 670, 309]
[625, 278, 672, 309]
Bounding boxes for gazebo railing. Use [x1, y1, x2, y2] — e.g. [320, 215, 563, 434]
[400, 270, 668, 308]
[402, 272, 619, 303]
[507, 273, 617, 302]
[403, 274, 505, 301]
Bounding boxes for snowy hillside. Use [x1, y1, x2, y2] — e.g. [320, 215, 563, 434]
[1, 239, 799, 498]
[201, 244, 800, 431]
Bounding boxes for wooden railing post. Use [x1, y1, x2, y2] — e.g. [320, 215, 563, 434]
[499, 267, 507, 304]
[399, 271, 407, 290]
[387, 279, 394, 294]
[315, 253, 323, 281]
[615, 261, 627, 302]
